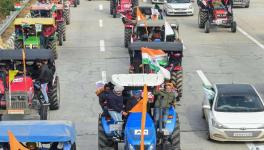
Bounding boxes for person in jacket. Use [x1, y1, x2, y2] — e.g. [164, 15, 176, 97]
[153, 83, 176, 128]
[105, 85, 127, 122]
[98, 83, 112, 115]
[35, 60, 53, 103]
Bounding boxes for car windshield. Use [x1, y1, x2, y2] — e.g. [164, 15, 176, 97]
[215, 95, 264, 112]
[167, 0, 190, 3]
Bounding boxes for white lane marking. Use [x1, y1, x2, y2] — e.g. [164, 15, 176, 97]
[99, 4, 103, 10]
[101, 71, 107, 82]
[196, 70, 212, 87]
[238, 26, 264, 50]
[247, 143, 264, 150]
[182, 40, 186, 50]
[99, 19, 103, 28]
[100, 40, 105, 52]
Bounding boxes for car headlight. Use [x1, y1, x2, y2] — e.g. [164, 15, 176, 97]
[167, 5, 173, 9]
[258, 124, 264, 129]
[129, 144, 135, 150]
[149, 144, 154, 150]
[189, 5, 193, 9]
[212, 119, 226, 129]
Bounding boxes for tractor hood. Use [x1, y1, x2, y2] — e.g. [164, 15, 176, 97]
[125, 113, 156, 147]
[24, 36, 40, 48]
[10, 76, 34, 94]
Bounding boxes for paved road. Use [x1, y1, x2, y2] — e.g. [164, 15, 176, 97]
[49, 0, 264, 149]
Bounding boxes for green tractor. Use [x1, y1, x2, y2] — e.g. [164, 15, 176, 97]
[14, 18, 58, 59]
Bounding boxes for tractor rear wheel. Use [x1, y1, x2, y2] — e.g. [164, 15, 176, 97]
[171, 70, 183, 100]
[198, 10, 208, 28]
[64, 9, 71, 25]
[110, 0, 114, 15]
[124, 28, 132, 48]
[14, 40, 23, 49]
[47, 38, 58, 59]
[98, 115, 114, 150]
[62, 21, 66, 41]
[58, 22, 64, 46]
[231, 21, 237, 33]
[49, 76, 60, 110]
[169, 114, 180, 150]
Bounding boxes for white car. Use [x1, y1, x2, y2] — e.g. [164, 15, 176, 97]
[164, 0, 194, 16]
[233, 0, 250, 8]
[202, 84, 264, 141]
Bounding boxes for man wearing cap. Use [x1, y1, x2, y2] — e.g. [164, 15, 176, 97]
[105, 85, 127, 122]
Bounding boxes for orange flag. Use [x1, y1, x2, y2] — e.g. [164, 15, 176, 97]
[136, 7, 148, 35]
[8, 131, 29, 150]
[130, 84, 148, 150]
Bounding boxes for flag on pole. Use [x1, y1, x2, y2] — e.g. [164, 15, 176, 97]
[165, 20, 174, 42]
[8, 131, 29, 150]
[141, 48, 171, 79]
[129, 85, 148, 150]
[136, 7, 148, 34]
[9, 70, 19, 83]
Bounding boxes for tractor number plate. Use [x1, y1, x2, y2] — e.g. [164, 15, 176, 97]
[8, 109, 24, 114]
[109, 124, 122, 131]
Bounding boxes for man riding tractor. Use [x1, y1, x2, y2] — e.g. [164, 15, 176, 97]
[14, 18, 59, 59]
[0, 49, 60, 121]
[97, 74, 181, 150]
[30, 3, 67, 46]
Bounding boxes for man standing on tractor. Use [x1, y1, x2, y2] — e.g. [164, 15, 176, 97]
[35, 60, 53, 104]
[153, 83, 176, 128]
[105, 85, 127, 122]
[97, 82, 114, 115]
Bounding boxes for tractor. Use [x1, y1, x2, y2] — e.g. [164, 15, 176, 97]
[0, 120, 76, 150]
[122, 5, 163, 48]
[14, 18, 59, 59]
[126, 20, 183, 100]
[197, 0, 237, 33]
[110, 0, 138, 18]
[97, 74, 181, 150]
[0, 49, 60, 121]
[30, 3, 66, 46]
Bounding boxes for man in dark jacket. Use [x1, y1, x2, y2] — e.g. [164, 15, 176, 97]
[36, 60, 53, 103]
[105, 85, 127, 122]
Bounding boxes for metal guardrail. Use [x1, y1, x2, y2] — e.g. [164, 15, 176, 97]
[0, 0, 30, 36]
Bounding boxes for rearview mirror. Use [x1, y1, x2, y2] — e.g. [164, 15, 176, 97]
[203, 105, 211, 110]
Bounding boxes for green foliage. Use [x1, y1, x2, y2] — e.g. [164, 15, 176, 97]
[0, 0, 18, 16]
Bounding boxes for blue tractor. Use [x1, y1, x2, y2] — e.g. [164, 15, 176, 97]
[0, 120, 77, 150]
[98, 74, 181, 150]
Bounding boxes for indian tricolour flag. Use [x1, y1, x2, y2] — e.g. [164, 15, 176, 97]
[141, 47, 171, 79]
[14, 2, 22, 11]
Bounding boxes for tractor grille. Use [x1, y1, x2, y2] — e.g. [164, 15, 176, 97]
[225, 131, 261, 138]
[7, 101, 28, 109]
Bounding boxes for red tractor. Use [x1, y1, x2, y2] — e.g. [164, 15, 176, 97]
[110, 0, 138, 18]
[197, 0, 236, 33]
[0, 49, 60, 121]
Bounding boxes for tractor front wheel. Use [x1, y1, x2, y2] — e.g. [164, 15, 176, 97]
[49, 76, 60, 110]
[39, 104, 49, 120]
[205, 21, 210, 33]
[47, 38, 58, 59]
[77, 0, 80, 5]
[231, 21, 237, 33]
[169, 114, 181, 150]
[74, 0, 77, 7]
[98, 114, 114, 150]
[124, 28, 132, 48]
[110, 0, 114, 15]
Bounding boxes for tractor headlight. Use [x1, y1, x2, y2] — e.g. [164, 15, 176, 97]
[128, 144, 135, 150]
[57, 142, 64, 149]
[149, 144, 155, 150]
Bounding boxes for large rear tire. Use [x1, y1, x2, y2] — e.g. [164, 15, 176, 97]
[47, 38, 58, 59]
[49, 76, 60, 110]
[171, 70, 183, 100]
[64, 9, 71, 25]
[124, 28, 132, 48]
[170, 114, 180, 150]
[58, 22, 64, 46]
[98, 115, 114, 150]
[198, 10, 208, 28]
[14, 40, 23, 49]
